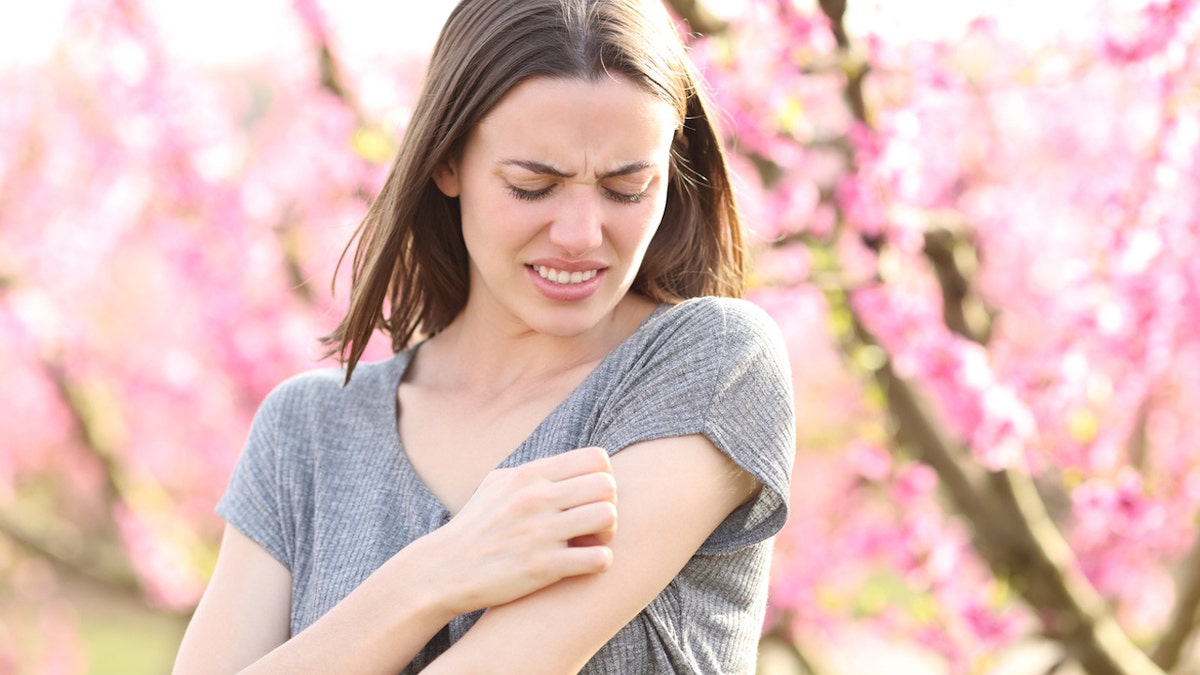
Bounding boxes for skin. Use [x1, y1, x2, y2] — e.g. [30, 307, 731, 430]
[410, 75, 678, 514]
[174, 447, 619, 674]
[433, 75, 676, 349]
[173, 75, 759, 674]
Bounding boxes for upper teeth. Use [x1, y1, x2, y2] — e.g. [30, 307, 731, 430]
[535, 266, 599, 285]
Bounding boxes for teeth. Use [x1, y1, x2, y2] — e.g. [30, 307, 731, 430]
[535, 265, 599, 285]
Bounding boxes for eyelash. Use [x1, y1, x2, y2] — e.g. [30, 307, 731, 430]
[506, 185, 647, 204]
[507, 185, 553, 202]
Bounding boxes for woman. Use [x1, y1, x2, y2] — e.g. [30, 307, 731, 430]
[174, 0, 794, 672]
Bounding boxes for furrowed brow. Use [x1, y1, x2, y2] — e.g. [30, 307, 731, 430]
[597, 161, 655, 179]
[497, 159, 655, 179]
[498, 159, 573, 177]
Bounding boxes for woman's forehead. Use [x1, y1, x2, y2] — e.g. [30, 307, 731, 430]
[465, 76, 681, 172]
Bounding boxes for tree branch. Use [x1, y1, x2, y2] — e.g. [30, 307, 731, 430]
[1151, 531, 1200, 670]
[922, 226, 992, 345]
[811, 1, 1165, 673]
[293, 2, 365, 124]
[0, 320, 145, 601]
[815, 0, 868, 122]
[0, 509, 141, 601]
[38, 355, 125, 505]
[857, 322, 1163, 675]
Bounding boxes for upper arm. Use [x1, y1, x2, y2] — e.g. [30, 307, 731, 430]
[173, 524, 292, 674]
[423, 433, 759, 675]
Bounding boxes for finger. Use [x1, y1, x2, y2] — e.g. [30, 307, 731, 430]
[543, 471, 617, 511]
[548, 500, 618, 545]
[519, 446, 611, 483]
[544, 544, 613, 578]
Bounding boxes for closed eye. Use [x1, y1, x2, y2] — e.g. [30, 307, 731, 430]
[604, 188, 647, 204]
[507, 184, 555, 201]
[509, 184, 647, 204]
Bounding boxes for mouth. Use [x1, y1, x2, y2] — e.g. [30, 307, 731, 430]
[532, 265, 601, 285]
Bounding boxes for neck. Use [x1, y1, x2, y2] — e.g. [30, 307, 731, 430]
[419, 294, 656, 394]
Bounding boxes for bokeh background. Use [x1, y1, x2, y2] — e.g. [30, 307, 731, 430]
[2, 0, 1200, 673]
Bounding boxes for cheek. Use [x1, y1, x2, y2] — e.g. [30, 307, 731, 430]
[640, 213, 664, 247]
[637, 193, 671, 246]
[614, 205, 666, 259]
[458, 192, 526, 245]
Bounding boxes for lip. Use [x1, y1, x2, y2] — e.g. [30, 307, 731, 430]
[526, 265, 607, 302]
[527, 258, 608, 273]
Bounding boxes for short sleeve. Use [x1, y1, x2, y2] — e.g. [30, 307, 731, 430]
[216, 384, 293, 569]
[590, 298, 795, 554]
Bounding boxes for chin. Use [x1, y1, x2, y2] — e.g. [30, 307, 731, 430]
[523, 314, 604, 338]
[517, 301, 615, 338]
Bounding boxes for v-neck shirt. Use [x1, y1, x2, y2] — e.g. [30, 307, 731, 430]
[217, 296, 795, 673]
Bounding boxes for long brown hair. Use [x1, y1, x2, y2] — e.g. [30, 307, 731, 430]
[323, 0, 745, 381]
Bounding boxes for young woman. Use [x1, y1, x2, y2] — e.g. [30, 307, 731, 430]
[174, 0, 794, 672]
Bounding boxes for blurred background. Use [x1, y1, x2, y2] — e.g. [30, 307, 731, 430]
[2, 0, 1199, 673]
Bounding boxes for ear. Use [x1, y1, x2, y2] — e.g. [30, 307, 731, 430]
[432, 159, 461, 198]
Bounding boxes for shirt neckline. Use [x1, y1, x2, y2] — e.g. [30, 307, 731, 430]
[384, 302, 670, 517]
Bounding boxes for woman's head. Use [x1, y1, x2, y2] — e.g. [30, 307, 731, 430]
[326, 0, 745, 376]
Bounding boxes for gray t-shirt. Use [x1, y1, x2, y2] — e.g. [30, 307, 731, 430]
[218, 296, 795, 673]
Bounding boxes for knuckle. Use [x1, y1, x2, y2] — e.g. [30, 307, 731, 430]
[588, 546, 613, 572]
[509, 490, 543, 515]
[509, 482, 555, 516]
[526, 549, 563, 581]
[595, 472, 617, 500]
[584, 446, 611, 469]
[599, 501, 618, 526]
[509, 462, 538, 484]
[484, 465, 520, 490]
[567, 446, 608, 471]
[580, 501, 617, 528]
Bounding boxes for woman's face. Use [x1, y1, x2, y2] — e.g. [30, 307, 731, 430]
[433, 75, 678, 338]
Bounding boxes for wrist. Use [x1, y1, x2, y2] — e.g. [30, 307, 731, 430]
[389, 527, 468, 624]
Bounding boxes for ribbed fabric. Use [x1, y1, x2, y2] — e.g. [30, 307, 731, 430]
[217, 296, 795, 674]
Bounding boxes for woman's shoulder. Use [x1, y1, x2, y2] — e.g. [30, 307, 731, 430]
[604, 295, 790, 401]
[260, 355, 405, 415]
[644, 296, 785, 348]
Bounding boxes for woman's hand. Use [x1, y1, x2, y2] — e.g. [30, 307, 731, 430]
[175, 446, 617, 675]
[422, 434, 762, 675]
[418, 445, 618, 615]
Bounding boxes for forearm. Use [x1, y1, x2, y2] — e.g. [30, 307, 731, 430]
[421, 435, 760, 674]
[177, 448, 618, 674]
[419, 574, 619, 675]
[241, 534, 457, 675]
[175, 525, 460, 675]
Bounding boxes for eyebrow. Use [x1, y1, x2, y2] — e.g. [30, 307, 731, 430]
[497, 159, 655, 179]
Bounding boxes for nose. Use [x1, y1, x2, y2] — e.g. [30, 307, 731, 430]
[548, 188, 603, 256]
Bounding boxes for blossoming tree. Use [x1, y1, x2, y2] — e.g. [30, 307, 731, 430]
[1, 0, 1197, 673]
[696, 0, 1200, 672]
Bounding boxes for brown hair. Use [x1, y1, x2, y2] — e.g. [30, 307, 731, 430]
[323, 0, 745, 381]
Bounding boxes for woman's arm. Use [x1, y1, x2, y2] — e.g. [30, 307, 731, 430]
[422, 433, 761, 675]
[173, 526, 292, 673]
[173, 446, 619, 675]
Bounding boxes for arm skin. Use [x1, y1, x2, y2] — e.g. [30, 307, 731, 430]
[173, 446, 619, 675]
[422, 433, 761, 674]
